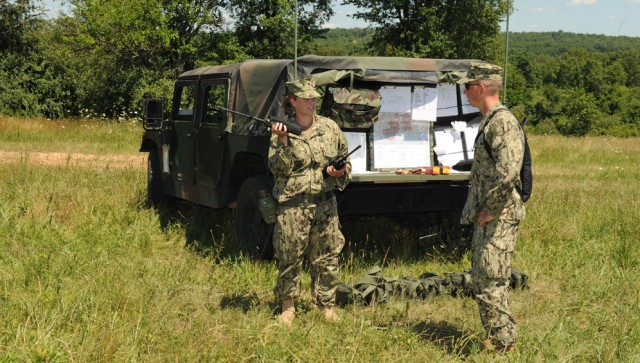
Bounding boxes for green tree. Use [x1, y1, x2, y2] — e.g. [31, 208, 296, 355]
[227, 0, 333, 59]
[67, 0, 230, 72]
[557, 88, 600, 136]
[0, 0, 39, 53]
[341, 0, 507, 61]
[54, 0, 242, 116]
[612, 50, 640, 87]
[620, 88, 640, 126]
[0, 1, 75, 117]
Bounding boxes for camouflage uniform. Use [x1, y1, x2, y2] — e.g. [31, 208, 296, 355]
[268, 105, 351, 308]
[458, 64, 526, 350]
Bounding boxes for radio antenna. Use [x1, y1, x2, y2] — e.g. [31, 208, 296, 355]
[294, 0, 298, 81]
[503, 0, 511, 104]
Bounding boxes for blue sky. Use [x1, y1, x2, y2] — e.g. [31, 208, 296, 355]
[43, 0, 640, 37]
[329, 0, 640, 37]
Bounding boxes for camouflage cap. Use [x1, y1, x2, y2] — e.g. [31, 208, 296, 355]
[457, 62, 503, 84]
[286, 78, 321, 98]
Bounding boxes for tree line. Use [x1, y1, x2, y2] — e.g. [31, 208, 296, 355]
[1, 0, 638, 136]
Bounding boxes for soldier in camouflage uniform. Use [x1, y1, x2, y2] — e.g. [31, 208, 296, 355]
[457, 63, 526, 353]
[268, 78, 352, 326]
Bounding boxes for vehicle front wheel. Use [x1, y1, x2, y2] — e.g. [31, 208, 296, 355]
[234, 176, 275, 260]
[147, 150, 167, 208]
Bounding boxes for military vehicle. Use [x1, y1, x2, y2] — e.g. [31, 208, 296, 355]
[139, 56, 484, 259]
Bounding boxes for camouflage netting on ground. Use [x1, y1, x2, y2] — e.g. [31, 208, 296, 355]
[336, 266, 529, 307]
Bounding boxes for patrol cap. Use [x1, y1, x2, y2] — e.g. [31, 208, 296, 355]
[286, 78, 321, 98]
[457, 62, 503, 84]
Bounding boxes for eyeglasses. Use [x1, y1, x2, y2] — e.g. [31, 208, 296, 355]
[464, 83, 482, 90]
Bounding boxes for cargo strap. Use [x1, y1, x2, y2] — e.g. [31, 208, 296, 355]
[279, 190, 335, 208]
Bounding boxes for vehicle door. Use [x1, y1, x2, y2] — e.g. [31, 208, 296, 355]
[170, 81, 197, 184]
[195, 79, 229, 188]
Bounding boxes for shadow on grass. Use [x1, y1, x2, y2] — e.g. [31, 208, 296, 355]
[219, 292, 262, 313]
[219, 293, 317, 317]
[410, 320, 482, 357]
[150, 200, 243, 260]
[145, 198, 471, 265]
[340, 211, 472, 265]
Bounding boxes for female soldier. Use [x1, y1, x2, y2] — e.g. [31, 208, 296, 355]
[268, 78, 351, 326]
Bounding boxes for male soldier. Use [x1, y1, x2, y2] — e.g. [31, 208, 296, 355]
[457, 63, 525, 353]
[268, 78, 351, 326]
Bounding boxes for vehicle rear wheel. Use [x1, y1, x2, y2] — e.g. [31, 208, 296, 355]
[235, 175, 275, 260]
[147, 150, 166, 207]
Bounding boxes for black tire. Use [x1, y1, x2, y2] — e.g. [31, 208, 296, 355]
[235, 176, 275, 260]
[147, 150, 166, 207]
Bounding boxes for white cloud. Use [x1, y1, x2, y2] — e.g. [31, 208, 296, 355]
[567, 0, 597, 6]
[531, 7, 555, 13]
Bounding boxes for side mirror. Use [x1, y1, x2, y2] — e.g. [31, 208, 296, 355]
[143, 98, 165, 130]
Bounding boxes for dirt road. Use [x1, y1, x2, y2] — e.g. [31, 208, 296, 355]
[0, 150, 147, 169]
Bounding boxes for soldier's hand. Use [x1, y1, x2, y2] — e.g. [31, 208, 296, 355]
[272, 122, 288, 146]
[326, 164, 346, 178]
[477, 208, 508, 227]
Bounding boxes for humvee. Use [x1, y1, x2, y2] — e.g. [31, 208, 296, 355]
[139, 55, 484, 259]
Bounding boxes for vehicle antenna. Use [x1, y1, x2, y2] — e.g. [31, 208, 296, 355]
[294, 0, 298, 81]
[503, 0, 511, 105]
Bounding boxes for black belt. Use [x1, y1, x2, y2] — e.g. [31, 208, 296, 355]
[280, 191, 335, 208]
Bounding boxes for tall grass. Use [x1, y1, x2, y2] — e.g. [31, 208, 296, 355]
[1, 117, 639, 361]
[0, 116, 140, 154]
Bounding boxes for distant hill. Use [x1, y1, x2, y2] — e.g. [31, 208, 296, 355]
[309, 28, 373, 56]
[507, 31, 640, 56]
[312, 28, 640, 57]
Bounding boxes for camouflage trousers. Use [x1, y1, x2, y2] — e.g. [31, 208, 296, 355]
[471, 218, 519, 349]
[272, 198, 345, 307]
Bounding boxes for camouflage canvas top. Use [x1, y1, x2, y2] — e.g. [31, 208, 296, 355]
[179, 56, 486, 135]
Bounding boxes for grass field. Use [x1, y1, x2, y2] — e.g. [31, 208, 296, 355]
[1, 116, 639, 361]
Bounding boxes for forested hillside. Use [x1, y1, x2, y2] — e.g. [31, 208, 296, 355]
[504, 32, 640, 136]
[508, 31, 640, 56]
[1, 0, 638, 136]
[308, 28, 373, 56]
[314, 28, 640, 58]
[311, 29, 640, 136]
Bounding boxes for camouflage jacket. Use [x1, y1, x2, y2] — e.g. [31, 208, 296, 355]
[268, 115, 351, 203]
[461, 103, 526, 224]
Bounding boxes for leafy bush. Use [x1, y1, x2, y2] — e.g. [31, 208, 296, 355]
[0, 52, 72, 118]
[556, 89, 600, 136]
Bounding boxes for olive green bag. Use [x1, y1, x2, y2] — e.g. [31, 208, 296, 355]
[321, 87, 380, 129]
[336, 266, 395, 307]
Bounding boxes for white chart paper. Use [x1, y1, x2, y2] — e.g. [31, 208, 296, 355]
[343, 132, 367, 172]
[437, 84, 459, 117]
[412, 87, 438, 121]
[433, 123, 480, 166]
[372, 112, 431, 168]
[379, 86, 412, 113]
